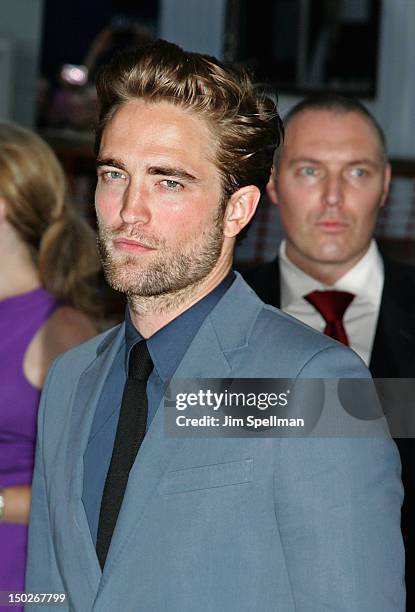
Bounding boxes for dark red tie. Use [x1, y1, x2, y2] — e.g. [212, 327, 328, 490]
[304, 290, 355, 346]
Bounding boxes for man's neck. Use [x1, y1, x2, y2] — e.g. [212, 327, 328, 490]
[128, 259, 232, 338]
[284, 241, 371, 286]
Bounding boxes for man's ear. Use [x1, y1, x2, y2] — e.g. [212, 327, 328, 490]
[266, 169, 279, 205]
[379, 162, 391, 208]
[223, 185, 261, 238]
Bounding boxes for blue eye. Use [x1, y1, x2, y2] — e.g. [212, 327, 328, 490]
[300, 167, 316, 177]
[161, 179, 182, 190]
[350, 167, 366, 177]
[108, 171, 125, 180]
[100, 170, 126, 182]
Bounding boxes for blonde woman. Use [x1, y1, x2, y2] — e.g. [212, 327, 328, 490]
[0, 122, 100, 604]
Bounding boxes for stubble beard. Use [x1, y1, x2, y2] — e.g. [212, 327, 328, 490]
[97, 210, 225, 314]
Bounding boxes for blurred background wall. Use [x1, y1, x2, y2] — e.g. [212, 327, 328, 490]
[0, 0, 43, 127]
[160, 0, 415, 159]
[1, 0, 413, 156]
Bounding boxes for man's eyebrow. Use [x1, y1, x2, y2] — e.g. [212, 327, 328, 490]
[346, 158, 380, 168]
[288, 157, 321, 166]
[147, 165, 199, 182]
[96, 157, 128, 171]
[288, 157, 380, 167]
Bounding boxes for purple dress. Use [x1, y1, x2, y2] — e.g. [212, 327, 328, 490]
[0, 288, 59, 610]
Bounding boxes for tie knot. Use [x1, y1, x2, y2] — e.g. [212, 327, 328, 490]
[304, 290, 355, 323]
[128, 341, 153, 381]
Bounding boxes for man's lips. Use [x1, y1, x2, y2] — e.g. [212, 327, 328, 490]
[113, 238, 156, 253]
[315, 220, 350, 234]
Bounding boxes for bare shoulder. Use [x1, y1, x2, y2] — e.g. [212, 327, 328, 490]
[23, 306, 98, 388]
[42, 305, 98, 349]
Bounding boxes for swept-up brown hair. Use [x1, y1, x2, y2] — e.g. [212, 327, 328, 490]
[0, 122, 101, 317]
[95, 39, 283, 204]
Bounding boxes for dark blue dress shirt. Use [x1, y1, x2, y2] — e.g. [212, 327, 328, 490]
[82, 273, 235, 544]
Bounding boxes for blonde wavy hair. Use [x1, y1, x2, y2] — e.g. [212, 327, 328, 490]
[0, 122, 101, 316]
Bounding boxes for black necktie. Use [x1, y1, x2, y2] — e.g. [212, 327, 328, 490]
[304, 290, 355, 346]
[96, 340, 153, 569]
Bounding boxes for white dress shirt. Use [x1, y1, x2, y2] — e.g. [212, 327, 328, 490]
[279, 239, 384, 365]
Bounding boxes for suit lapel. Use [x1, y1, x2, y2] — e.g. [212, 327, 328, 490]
[274, 251, 415, 376]
[370, 257, 415, 376]
[64, 326, 125, 591]
[246, 252, 415, 376]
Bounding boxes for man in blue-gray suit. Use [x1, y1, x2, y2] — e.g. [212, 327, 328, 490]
[26, 40, 404, 611]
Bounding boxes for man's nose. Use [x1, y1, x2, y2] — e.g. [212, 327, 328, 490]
[120, 184, 151, 225]
[323, 174, 343, 208]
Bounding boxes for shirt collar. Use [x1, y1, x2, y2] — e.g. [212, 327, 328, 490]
[279, 239, 384, 310]
[124, 271, 235, 381]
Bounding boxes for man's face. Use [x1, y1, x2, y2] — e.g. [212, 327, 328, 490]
[268, 109, 391, 279]
[95, 99, 227, 298]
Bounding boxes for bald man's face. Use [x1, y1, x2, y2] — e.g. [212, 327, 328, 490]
[268, 109, 391, 281]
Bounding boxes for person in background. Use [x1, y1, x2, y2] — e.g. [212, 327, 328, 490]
[0, 122, 100, 608]
[241, 93, 415, 609]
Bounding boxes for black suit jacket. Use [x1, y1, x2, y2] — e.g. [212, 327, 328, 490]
[241, 253, 415, 608]
[241, 254, 415, 375]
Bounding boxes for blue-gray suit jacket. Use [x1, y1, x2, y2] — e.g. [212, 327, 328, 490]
[26, 275, 404, 611]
